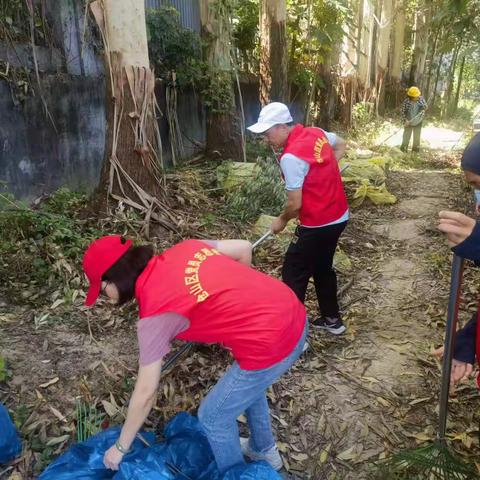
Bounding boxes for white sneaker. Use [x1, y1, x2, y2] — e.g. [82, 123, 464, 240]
[240, 437, 283, 471]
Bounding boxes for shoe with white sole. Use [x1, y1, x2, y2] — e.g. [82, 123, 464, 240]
[240, 437, 283, 471]
[312, 316, 346, 335]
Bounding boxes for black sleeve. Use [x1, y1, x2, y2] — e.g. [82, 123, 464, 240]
[453, 313, 477, 364]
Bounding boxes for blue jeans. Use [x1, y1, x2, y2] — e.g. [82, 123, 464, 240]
[198, 320, 308, 473]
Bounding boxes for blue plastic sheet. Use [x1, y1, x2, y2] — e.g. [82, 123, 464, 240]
[40, 413, 282, 480]
[222, 463, 283, 480]
[0, 403, 22, 464]
[38, 428, 155, 479]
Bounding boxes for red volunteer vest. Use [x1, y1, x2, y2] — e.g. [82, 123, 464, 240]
[280, 124, 348, 227]
[135, 240, 306, 370]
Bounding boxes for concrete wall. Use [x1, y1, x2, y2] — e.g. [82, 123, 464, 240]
[0, 76, 105, 200]
[0, 75, 105, 198]
[0, 75, 107, 200]
[0, 0, 106, 200]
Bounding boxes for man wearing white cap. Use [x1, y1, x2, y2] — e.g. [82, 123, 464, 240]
[248, 102, 349, 335]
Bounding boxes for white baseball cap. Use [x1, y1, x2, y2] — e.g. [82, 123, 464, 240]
[247, 102, 293, 134]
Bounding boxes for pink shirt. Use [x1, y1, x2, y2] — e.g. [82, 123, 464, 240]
[136, 240, 217, 366]
[137, 313, 189, 365]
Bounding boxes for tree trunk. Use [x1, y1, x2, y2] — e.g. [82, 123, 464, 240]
[320, 36, 346, 128]
[443, 42, 461, 118]
[288, 22, 299, 100]
[409, 2, 429, 87]
[369, 0, 380, 90]
[358, 0, 375, 95]
[390, 0, 405, 82]
[259, 0, 288, 104]
[376, 0, 393, 114]
[90, 0, 176, 232]
[356, 0, 364, 73]
[338, 16, 356, 78]
[386, 0, 405, 108]
[424, 28, 441, 101]
[430, 51, 444, 110]
[200, 0, 242, 160]
[338, 76, 356, 127]
[452, 54, 465, 115]
[304, 68, 317, 125]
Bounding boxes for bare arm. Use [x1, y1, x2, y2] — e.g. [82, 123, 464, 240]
[333, 136, 346, 161]
[271, 189, 302, 234]
[103, 359, 163, 469]
[280, 189, 302, 222]
[119, 359, 163, 448]
[215, 240, 253, 266]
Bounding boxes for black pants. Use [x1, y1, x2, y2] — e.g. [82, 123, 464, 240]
[282, 221, 347, 318]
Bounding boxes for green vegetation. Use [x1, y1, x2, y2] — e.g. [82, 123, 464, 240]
[220, 155, 286, 223]
[0, 189, 101, 303]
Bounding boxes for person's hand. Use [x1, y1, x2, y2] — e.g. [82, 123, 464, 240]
[432, 346, 475, 386]
[405, 121, 411, 127]
[271, 216, 287, 234]
[104, 444, 124, 470]
[438, 211, 476, 247]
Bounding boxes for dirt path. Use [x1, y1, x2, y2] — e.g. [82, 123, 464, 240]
[275, 168, 464, 479]
[379, 123, 465, 150]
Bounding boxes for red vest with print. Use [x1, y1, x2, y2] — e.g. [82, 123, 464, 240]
[280, 124, 348, 227]
[135, 240, 306, 370]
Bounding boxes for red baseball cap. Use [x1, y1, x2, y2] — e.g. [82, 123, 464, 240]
[82, 235, 132, 306]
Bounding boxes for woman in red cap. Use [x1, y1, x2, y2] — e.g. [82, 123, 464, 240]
[82, 235, 307, 473]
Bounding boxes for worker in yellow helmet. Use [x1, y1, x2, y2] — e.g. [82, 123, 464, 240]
[400, 86, 427, 153]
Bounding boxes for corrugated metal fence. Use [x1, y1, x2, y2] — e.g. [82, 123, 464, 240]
[145, 0, 201, 33]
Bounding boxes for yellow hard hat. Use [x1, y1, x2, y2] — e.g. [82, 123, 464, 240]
[407, 86, 421, 98]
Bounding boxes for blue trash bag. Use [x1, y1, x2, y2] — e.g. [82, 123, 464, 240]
[38, 427, 155, 480]
[114, 443, 171, 480]
[40, 413, 283, 480]
[223, 462, 283, 480]
[0, 403, 22, 464]
[114, 413, 216, 480]
[163, 412, 217, 479]
[161, 413, 281, 480]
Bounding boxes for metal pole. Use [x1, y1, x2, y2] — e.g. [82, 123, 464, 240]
[437, 254, 464, 441]
[162, 342, 194, 372]
[252, 230, 272, 250]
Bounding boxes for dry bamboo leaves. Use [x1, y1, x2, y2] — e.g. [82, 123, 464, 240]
[39, 377, 59, 389]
